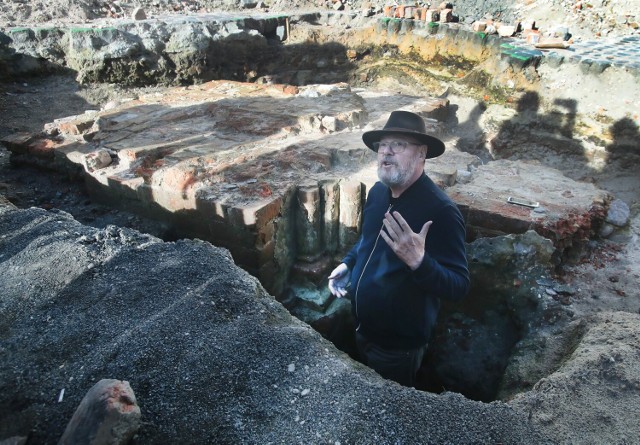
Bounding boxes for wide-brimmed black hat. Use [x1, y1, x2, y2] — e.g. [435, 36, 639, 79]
[362, 110, 445, 159]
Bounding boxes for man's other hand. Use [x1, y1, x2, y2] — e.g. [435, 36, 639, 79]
[380, 211, 431, 270]
[328, 263, 350, 298]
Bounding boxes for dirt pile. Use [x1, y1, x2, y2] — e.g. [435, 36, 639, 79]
[0, 204, 554, 444]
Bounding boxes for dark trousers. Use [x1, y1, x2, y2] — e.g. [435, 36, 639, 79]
[356, 331, 426, 387]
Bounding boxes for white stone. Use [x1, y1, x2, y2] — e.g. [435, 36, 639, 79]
[321, 116, 337, 132]
[605, 199, 630, 227]
[599, 222, 615, 238]
[84, 150, 112, 172]
[456, 169, 472, 184]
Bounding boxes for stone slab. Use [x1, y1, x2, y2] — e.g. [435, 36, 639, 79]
[448, 159, 611, 249]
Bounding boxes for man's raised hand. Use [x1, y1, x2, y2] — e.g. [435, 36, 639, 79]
[380, 211, 431, 270]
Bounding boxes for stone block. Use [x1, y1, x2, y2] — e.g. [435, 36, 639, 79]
[321, 115, 337, 132]
[440, 9, 453, 23]
[606, 199, 630, 227]
[56, 114, 97, 136]
[59, 379, 141, 445]
[288, 284, 334, 312]
[544, 51, 565, 68]
[295, 182, 322, 259]
[425, 9, 439, 23]
[132, 7, 147, 20]
[446, 160, 611, 252]
[589, 59, 611, 74]
[0, 132, 34, 153]
[339, 180, 362, 250]
[227, 196, 283, 229]
[84, 149, 112, 172]
[498, 25, 516, 37]
[428, 164, 458, 187]
[472, 21, 487, 32]
[321, 180, 340, 254]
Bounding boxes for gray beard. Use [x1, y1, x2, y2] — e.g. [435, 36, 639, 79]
[377, 152, 421, 188]
[378, 163, 411, 188]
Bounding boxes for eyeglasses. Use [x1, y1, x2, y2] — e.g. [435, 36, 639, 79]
[372, 140, 419, 153]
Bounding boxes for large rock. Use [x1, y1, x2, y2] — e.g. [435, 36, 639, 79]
[0, 204, 551, 444]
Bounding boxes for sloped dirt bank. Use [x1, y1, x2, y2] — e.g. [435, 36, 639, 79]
[0, 204, 554, 444]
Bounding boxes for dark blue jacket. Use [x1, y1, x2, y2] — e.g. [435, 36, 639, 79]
[342, 173, 470, 350]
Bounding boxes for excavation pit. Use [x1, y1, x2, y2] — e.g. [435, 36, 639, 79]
[2, 10, 637, 404]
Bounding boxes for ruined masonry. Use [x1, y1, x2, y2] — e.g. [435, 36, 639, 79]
[0, 13, 616, 320]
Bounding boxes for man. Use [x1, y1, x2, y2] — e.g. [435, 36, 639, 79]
[328, 110, 470, 387]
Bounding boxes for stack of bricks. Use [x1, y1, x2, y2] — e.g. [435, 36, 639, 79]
[382, 2, 455, 23]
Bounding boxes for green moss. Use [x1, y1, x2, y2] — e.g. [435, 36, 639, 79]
[8, 27, 31, 33]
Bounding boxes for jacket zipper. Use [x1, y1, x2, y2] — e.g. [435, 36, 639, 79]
[355, 203, 392, 330]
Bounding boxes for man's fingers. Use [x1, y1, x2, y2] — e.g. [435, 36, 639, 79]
[391, 211, 412, 231]
[420, 221, 433, 239]
[384, 212, 403, 232]
[329, 280, 348, 298]
[383, 215, 402, 239]
[379, 228, 394, 247]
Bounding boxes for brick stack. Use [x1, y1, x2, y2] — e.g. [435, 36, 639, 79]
[382, 1, 457, 23]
